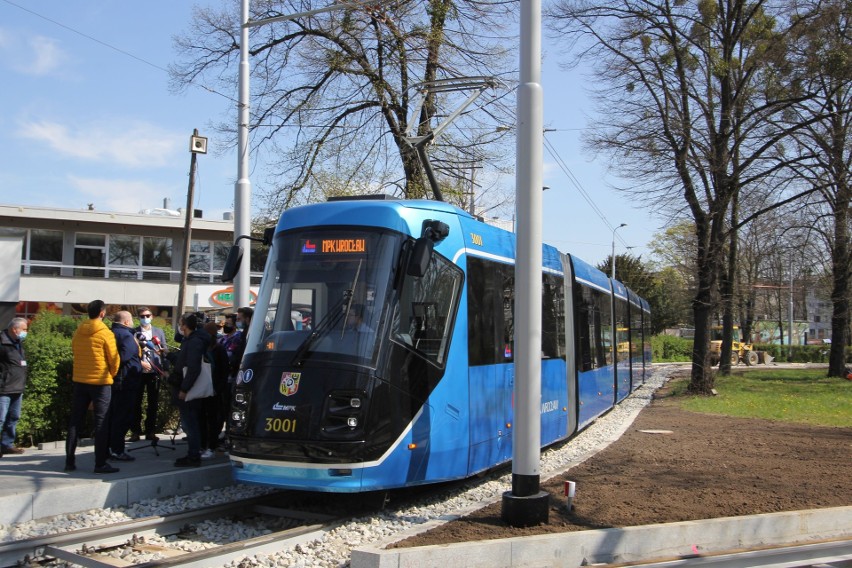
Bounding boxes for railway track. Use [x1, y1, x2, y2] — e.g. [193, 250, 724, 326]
[0, 493, 344, 567]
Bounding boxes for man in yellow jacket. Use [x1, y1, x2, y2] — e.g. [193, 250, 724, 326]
[65, 299, 120, 474]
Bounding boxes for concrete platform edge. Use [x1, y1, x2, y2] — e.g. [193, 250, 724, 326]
[351, 506, 852, 568]
[2, 463, 234, 524]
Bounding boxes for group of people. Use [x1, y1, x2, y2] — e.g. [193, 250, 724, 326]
[63, 301, 252, 473]
[0, 301, 253, 472]
[167, 307, 251, 466]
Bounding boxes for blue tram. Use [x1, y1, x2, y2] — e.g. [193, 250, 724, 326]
[228, 196, 652, 492]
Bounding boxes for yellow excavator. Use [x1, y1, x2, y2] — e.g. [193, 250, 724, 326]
[709, 326, 771, 366]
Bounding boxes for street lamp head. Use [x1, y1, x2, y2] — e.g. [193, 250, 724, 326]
[611, 223, 627, 280]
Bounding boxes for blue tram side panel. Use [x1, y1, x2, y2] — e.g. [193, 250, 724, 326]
[228, 197, 650, 492]
[611, 279, 631, 404]
[569, 255, 617, 429]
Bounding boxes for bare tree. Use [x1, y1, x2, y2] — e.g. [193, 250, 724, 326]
[170, 0, 518, 212]
[783, 0, 852, 376]
[546, 0, 818, 393]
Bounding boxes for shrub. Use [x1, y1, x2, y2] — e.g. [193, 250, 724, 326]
[16, 311, 182, 447]
[651, 335, 692, 362]
[17, 312, 76, 446]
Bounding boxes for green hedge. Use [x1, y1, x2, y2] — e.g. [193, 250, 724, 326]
[649, 335, 852, 365]
[651, 335, 693, 362]
[15, 311, 179, 447]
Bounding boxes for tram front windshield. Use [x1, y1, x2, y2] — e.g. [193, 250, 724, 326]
[244, 228, 402, 366]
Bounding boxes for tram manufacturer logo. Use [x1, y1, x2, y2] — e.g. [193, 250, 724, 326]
[272, 402, 297, 411]
[280, 372, 301, 396]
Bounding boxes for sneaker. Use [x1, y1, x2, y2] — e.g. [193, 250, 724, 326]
[1, 446, 24, 455]
[110, 452, 136, 462]
[174, 456, 201, 468]
[94, 464, 120, 474]
[199, 449, 214, 459]
[145, 434, 160, 441]
[128, 433, 141, 442]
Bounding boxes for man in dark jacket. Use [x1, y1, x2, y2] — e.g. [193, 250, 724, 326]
[107, 311, 147, 461]
[172, 312, 210, 467]
[0, 317, 28, 456]
[131, 306, 167, 442]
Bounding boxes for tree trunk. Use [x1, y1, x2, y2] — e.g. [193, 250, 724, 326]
[719, 195, 739, 375]
[828, 188, 851, 377]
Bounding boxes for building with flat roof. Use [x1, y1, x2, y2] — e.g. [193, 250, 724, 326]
[0, 203, 262, 324]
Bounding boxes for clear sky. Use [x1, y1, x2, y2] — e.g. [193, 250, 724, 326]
[0, 0, 662, 268]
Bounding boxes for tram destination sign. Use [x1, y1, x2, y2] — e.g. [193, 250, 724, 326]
[301, 237, 367, 254]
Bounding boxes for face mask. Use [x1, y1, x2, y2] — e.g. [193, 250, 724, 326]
[217, 329, 224, 337]
[140, 317, 152, 326]
[223, 325, 235, 334]
[236, 321, 244, 330]
[17, 331, 27, 341]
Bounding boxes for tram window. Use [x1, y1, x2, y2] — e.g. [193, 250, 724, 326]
[575, 283, 612, 371]
[391, 246, 462, 366]
[467, 257, 514, 366]
[614, 298, 629, 363]
[542, 274, 565, 359]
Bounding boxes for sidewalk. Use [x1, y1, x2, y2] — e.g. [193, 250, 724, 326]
[0, 435, 235, 525]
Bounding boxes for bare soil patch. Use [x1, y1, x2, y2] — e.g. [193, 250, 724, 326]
[394, 393, 852, 547]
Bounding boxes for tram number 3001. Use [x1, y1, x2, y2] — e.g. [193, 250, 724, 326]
[265, 418, 298, 433]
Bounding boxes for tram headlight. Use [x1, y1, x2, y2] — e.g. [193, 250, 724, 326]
[232, 410, 245, 422]
[347, 417, 358, 428]
[349, 397, 361, 408]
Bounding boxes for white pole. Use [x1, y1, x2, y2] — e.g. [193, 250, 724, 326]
[502, 0, 549, 527]
[234, 0, 252, 310]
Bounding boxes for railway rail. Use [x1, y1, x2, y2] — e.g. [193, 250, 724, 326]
[0, 494, 341, 567]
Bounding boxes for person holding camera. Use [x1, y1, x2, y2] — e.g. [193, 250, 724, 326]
[131, 307, 167, 442]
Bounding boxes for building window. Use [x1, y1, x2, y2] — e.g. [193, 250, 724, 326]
[106, 234, 174, 280]
[108, 234, 141, 279]
[74, 233, 106, 278]
[142, 236, 172, 281]
[188, 240, 212, 282]
[27, 229, 63, 275]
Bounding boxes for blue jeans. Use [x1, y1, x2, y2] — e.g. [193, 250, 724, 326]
[0, 393, 22, 448]
[66, 383, 112, 468]
[178, 398, 202, 459]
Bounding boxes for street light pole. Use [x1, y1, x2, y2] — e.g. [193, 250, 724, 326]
[501, 0, 548, 528]
[233, 0, 377, 310]
[234, 0, 252, 310]
[611, 223, 627, 280]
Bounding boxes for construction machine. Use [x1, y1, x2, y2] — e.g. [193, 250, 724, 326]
[709, 326, 772, 366]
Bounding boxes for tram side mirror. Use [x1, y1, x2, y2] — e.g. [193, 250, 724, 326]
[221, 246, 243, 283]
[406, 219, 449, 277]
[221, 227, 275, 282]
[407, 237, 433, 277]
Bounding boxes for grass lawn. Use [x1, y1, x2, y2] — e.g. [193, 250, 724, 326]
[668, 368, 852, 428]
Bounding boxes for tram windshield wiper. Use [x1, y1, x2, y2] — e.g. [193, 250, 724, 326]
[290, 293, 348, 367]
[340, 260, 363, 339]
[290, 260, 363, 366]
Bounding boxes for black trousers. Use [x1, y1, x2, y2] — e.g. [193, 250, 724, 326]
[66, 383, 111, 469]
[108, 383, 138, 455]
[131, 373, 159, 436]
